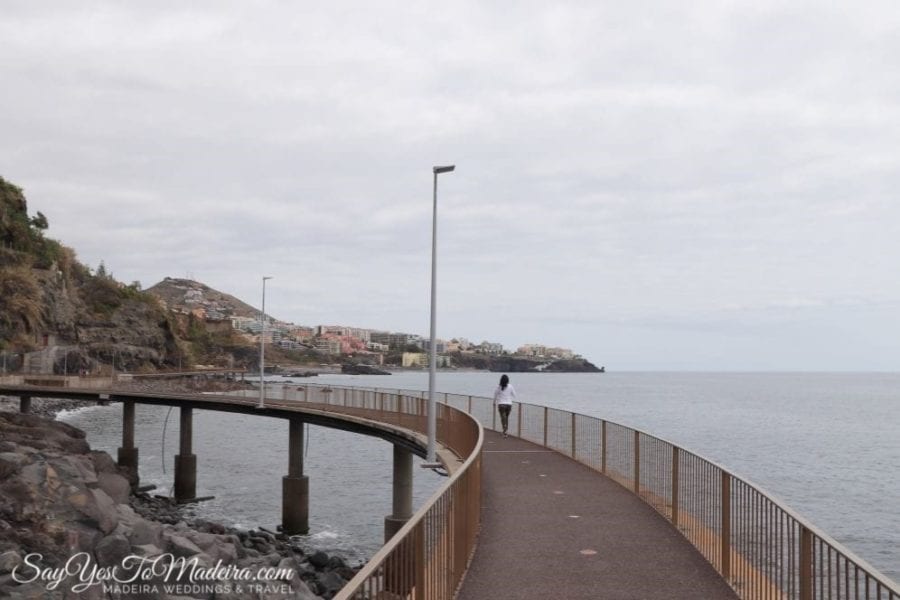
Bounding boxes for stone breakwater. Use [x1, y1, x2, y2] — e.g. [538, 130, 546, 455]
[0, 410, 357, 599]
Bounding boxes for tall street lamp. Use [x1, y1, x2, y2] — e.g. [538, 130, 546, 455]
[426, 164, 455, 465]
[257, 276, 273, 409]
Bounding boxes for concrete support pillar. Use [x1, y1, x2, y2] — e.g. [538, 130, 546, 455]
[19, 396, 31, 413]
[174, 406, 197, 502]
[282, 418, 309, 534]
[117, 400, 139, 485]
[384, 445, 414, 542]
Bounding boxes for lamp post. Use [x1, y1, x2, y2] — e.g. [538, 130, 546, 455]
[426, 164, 455, 465]
[257, 276, 273, 409]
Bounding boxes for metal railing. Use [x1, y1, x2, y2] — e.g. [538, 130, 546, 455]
[282, 384, 897, 600]
[0, 374, 119, 389]
[266, 385, 483, 600]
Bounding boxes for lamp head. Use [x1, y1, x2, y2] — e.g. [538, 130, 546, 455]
[433, 165, 455, 174]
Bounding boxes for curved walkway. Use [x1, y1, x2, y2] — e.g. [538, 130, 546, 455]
[457, 431, 738, 600]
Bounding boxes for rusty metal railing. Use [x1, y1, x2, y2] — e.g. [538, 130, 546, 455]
[272, 385, 483, 600]
[289, 384, 897, 600]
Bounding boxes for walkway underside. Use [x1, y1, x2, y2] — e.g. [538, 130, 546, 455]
[457, 431, 738, 600]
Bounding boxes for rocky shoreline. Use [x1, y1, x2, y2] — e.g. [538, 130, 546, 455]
[0, 389, 358, 599]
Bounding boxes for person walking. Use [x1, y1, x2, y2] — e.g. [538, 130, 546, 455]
[493, 374, 516, 437]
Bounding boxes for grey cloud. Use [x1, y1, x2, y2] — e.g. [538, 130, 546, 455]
[3, 1, 900, 368]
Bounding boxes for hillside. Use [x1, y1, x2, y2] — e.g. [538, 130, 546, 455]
[0, 175, 306, 374]
[0, 177, 183, 373]
[1, 175, 601, 375]
[147, 277, 261, 320]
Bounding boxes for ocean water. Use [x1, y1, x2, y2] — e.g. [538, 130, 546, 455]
[58, 396, 446, 564]
[60, 371, 900, 581]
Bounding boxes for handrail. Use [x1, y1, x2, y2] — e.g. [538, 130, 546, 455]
[290, 383, 897, 600]
[266, 385, 484, 600]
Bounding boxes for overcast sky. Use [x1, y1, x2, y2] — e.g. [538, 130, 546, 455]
[2, 2, 900, 370]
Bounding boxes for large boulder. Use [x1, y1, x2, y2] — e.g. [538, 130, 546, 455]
[127, 516, 163, 547]
[97, 472, 130, 504]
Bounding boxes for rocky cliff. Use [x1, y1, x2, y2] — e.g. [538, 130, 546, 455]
[0, 177, 188, 373]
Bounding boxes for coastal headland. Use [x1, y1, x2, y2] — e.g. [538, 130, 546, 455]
[0, 175, 601, 378]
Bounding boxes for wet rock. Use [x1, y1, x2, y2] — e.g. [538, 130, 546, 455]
[308, 551, 330, 570]
[97, 472, 130, 504]
[64, 454, 98, 487]
[224, 534, 246, 559]
[317, 569, 349, 598]
[89, 488, 119, 534]
[89, 451, 118, 475]
[131, 543, 163, 558]
[0, 453, 27, 479]
[128, 517, 163, 547]
[95, 533, 130, 566]
[166, 533, 203, 558]
[63, 522, 104, 554]
[0, 549, 22, 574]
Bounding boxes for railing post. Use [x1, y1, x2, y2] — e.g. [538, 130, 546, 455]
[601, 420, 607, 475]
[721, 471, 731, 581]
[570, 412, 577, 458]
[543, 406, 549, 447]
[467, 395, 472, 415]
[517, 403, 523, 437]
[415, 522, 426, 600]
[671, 446, 679, 527]
[633, 430, 640, 494]
[800, 525, 813, 600]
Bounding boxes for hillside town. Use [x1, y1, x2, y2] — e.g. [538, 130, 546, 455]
[155, 278, 582, 369]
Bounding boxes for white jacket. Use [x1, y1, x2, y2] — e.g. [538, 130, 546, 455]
[493, 384, 517, 405]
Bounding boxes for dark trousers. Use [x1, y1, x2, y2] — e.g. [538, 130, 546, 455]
[498, 404, 511, 433]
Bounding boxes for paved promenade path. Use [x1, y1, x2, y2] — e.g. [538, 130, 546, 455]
[457, 431, 738, 600]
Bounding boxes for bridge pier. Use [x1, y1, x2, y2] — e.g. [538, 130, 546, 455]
[174, 407, 197, 502]
[282, 418, 309, 535]
[19, 395, 31, 413]
[117, 400, 140, 485]
[384, 445, 413, 542]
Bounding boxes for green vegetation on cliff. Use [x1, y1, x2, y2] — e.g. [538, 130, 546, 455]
[0, 176, 183, 370]
[0, 176, 63, 269]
